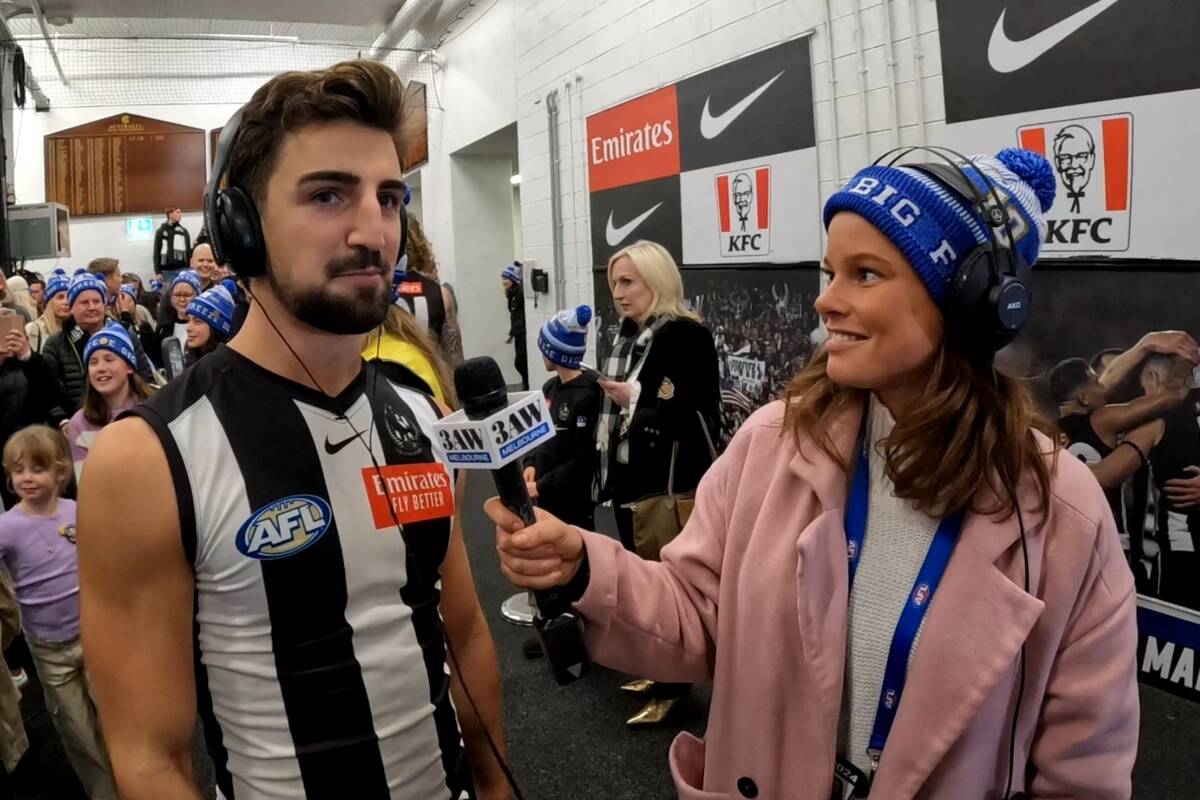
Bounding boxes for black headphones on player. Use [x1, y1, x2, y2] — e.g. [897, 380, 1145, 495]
[872, 145, 1033, 358]
[204, 107, 409, 280]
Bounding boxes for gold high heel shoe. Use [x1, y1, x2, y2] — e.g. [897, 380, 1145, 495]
[626, 697, 681, 727]
[620, 678, 654, 694]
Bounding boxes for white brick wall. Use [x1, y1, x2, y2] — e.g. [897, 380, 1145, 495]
[506, 0, 946, 375]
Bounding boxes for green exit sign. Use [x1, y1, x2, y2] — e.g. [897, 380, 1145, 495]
[126, 216, 154, 236]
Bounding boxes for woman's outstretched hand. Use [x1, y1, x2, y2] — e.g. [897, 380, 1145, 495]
[485, 498, 585, 590]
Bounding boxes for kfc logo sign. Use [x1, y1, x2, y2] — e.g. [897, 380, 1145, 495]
[716, 166, 770, 257]
[1017, 113, 1132, 252]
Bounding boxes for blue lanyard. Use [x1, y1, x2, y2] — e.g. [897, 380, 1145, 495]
[845, 439, 965, 767]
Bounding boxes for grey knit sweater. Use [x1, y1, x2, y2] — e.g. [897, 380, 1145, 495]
[838, 396, 940, 778]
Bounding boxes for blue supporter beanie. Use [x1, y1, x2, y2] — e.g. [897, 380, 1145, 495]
[68, 269, 107, 307]
[171, 269, 203, 296]
[501, 262, 522, 284]
[822, 148, 1055, 306]
[186, 285, 235, 337]
[83, 322, 137, 370]
[45, 269, 70, 300]
[538, 305, 592, 369]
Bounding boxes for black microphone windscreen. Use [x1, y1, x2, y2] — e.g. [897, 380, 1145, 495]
[454, 356, 508, 418]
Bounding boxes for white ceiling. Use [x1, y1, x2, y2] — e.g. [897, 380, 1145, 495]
[1, 0, 474, 107]
[15, 0, 403, 26]
[2, 0, 470, 46]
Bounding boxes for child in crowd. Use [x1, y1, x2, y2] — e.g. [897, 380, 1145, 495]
[65, 322, 151, 476]
[524, 305, 602, 529]
[184, 284, 235, 368]
[0, 426, 118, 799]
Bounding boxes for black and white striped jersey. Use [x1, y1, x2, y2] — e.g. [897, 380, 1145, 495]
[129, 345, 472, 800]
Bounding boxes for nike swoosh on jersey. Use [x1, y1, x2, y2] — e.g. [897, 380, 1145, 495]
[987, 0, 1122, 74]
[325, 431, 365, 454]
[605, 203, 663, 247]
[699, 70, 786, 140]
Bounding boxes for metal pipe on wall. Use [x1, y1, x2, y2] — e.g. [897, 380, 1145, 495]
[850, 0, 872, 161]
[821, 0, 843, 183]
[546, 89, 567, 310]
[880, 0, 902, 149]
[907, 0, 928, 142]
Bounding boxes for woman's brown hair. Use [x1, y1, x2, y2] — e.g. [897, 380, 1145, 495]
[382, 305, 457, 409]
[83, 373, 152, 427]
[784, 346, 1058, 518]
[405, 215, 437, 277]
[3, 425, 71, 492]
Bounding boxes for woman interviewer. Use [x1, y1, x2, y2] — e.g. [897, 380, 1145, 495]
[486, 149, 1138, 799]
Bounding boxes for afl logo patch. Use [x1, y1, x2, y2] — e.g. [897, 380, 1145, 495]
[236, 495, 332, 560]
[912, 582, 930, 607]
[846, 539, 857, 560]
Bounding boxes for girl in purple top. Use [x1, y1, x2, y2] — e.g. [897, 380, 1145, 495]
[0, 425, 117, 798]
[64, 321, 151, 476]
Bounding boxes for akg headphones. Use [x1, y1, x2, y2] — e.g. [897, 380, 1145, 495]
[205, 107, 410, 280]
[872, 145, 1033, 357]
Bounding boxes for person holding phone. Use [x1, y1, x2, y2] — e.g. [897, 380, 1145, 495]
[0, 311, 68, 508]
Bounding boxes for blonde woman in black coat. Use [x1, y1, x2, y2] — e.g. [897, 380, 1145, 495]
[596, 239, 720, 726]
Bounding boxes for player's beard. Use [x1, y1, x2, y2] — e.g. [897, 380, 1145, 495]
[268, 248, 391, 335]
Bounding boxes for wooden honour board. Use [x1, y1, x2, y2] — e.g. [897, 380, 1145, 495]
[402, 82, 428, 173]
[45, 113, 206, 217]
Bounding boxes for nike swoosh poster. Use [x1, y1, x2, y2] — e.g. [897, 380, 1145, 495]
[585, 34, 816, 267]
[588, 176, 683, 267]
[675, 38, 814, 171]
[937, 0, 1200, 122]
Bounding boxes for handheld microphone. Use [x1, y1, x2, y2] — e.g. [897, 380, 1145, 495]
[452, 356, 591, 685]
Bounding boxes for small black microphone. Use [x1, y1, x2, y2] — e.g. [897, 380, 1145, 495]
[454, 356, 590, 685]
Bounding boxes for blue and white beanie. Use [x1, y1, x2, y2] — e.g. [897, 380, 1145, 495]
[170, 269, 203, 296]
[219, 278, 239, 298]
[186, 285, 235, 337]
[538, 304, 592, 369]
[68, 268, 107, 307]
[45, 269, 70, 301]
[83, 321, 137, 370]
[119, 284, 139, 303]
[501, 262, 522, 285]
[148, 279, 164, 292]
[823, 147, 1056, 306]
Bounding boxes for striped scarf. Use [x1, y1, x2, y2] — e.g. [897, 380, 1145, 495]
[595, 315, 668, 497]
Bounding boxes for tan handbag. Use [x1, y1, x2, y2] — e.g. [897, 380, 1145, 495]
[626, 412, 717, 561]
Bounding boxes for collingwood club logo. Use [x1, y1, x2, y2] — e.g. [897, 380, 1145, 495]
[715, 166, 771, 257]
[384, 405, 424, 456]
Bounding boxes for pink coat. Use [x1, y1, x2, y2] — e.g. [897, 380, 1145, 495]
[575, 400, 1139, 799]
